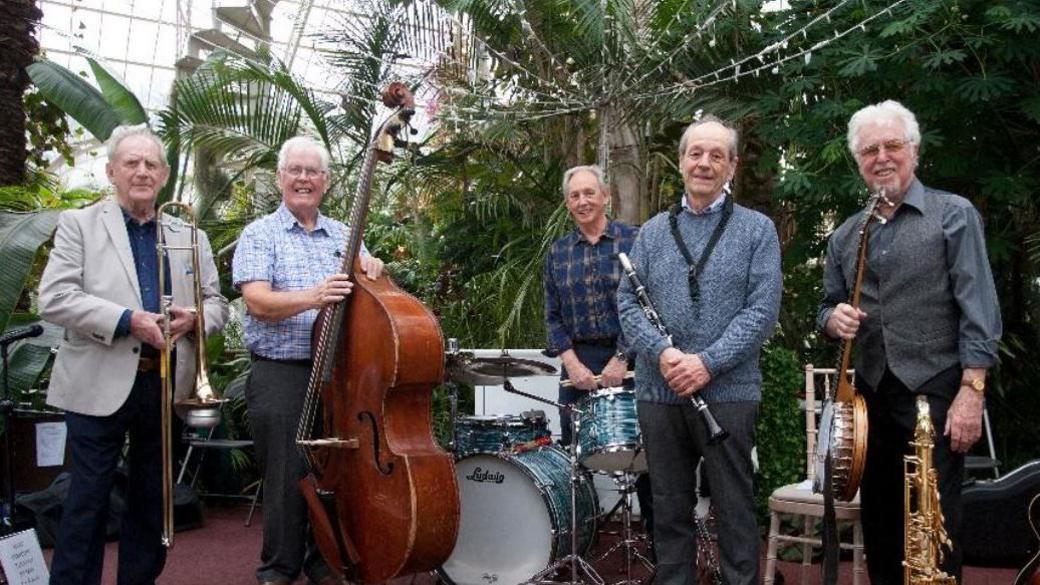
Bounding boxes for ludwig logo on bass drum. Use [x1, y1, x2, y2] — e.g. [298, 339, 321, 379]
[465, 467, 505, 484]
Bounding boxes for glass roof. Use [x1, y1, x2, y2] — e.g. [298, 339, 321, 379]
[35, 0, 404, 187]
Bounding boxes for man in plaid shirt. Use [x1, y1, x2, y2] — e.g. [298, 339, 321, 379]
[542, 164, 652, 543]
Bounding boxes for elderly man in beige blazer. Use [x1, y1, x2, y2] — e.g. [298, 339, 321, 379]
[38, 124, 228, 585]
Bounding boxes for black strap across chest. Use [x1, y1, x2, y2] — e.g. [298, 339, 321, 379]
[667, 196, 734, 304]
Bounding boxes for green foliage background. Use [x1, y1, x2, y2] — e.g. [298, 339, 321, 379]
[7, 0, 1040, 522]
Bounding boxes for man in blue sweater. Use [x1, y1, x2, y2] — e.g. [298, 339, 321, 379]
[618, 116, 782, 585]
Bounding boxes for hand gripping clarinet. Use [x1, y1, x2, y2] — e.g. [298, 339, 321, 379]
[617, 252, 728, 445]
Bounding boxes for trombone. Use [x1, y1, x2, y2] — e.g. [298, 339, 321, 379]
[156, 201, 225, 548]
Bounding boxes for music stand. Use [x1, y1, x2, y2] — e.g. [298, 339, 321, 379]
[1, 340, 32, 536]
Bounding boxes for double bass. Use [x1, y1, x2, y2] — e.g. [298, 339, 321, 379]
[1015, 493, 1040, 585]
[296, 83, 459, 583]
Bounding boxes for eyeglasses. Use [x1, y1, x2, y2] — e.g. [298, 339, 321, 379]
[283, 166, 325, 178]
[857, 139, 910, 159]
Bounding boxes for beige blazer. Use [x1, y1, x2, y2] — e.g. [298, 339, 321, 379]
[38, 198, 229, 416]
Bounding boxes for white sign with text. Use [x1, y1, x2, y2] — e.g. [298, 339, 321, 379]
[0, 529, 49, 585]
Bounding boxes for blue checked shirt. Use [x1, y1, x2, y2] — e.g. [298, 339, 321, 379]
[543, 220, 639, 357]
[232, 204, 368, 360]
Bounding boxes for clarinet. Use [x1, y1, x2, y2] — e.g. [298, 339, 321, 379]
[618, 252, 729, 445]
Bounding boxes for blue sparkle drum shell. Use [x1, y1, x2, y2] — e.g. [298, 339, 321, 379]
[453, 413, 551, 457]
[576, 387, 647, 473]
[440, 446, 599, 585]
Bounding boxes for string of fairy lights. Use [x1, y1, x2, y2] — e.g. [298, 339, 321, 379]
[28, 0, 917, 129]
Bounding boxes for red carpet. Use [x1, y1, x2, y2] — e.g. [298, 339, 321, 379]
[41, 503, 1020, 584]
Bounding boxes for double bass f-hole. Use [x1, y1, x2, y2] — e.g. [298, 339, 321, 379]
[358, 411, 394, 475]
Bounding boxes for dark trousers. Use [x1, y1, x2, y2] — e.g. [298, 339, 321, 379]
[638, 400, 759, 585]
[859, 366, 964, 585]
[50, 372, 166, 585]
[246, 359, 333, 584]
[559, 343, 653, 534]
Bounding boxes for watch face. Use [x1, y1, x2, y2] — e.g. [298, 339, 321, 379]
[971, 379, 985, 392]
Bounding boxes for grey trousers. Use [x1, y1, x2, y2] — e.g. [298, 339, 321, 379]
[246, 359, 333, 584]
[638, 400, 759, 585]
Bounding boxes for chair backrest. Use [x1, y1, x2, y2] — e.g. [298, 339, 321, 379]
[802, 365, 853, 483]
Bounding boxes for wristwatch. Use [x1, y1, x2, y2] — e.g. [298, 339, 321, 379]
[962, 378, 985, 395]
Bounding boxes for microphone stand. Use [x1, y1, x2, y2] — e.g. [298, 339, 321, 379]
[501, 379, 604, 585]
[1, 340, 30, 536]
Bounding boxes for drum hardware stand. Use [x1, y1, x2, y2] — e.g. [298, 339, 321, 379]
[501, 379, 604, 585]
[445, 338, 461, 452]
[593, 472, 655, 585]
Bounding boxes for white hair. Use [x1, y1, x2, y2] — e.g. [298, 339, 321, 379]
[277, 136, 331, 171]
[562, 165, 608, 197]
[106, 124, 167, 167]
[847, 100, 921, 155]
[678, 114, 739, 161]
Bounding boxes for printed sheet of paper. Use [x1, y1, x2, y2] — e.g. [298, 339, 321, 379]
[0, 529, 49, 585]
[35, 421, 67, 467]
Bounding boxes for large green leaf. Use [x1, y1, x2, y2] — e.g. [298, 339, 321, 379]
[0, 211, 61, 332]
[87, 57, 148, 125]
[26, 60, 121, 141]
[0, 321, 64, 400]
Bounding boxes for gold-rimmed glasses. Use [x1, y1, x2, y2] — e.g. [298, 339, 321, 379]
[857, 139, 910, 159]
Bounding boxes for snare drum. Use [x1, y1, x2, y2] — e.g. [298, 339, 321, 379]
[440, 446, 598, 585]
[577, 387, 647, 473]
[454, 413, 551, 457]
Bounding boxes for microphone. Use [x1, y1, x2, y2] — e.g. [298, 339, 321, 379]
[0, 324, 44, 346]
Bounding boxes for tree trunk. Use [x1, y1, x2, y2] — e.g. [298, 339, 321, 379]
[603, 107, 646, 225]
[0, 0, 43, 186]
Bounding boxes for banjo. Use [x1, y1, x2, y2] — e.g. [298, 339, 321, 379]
[813, 190, 890, 502]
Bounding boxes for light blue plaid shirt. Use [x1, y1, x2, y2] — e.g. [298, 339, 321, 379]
[232, 204, 368, 360]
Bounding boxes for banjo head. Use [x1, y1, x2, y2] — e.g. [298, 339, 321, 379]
[813, 395, 868, 502]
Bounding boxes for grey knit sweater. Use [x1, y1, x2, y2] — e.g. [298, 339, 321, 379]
[617, 202, 782, 405]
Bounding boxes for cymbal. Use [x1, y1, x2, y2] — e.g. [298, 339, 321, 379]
[448, 354, 557, 385]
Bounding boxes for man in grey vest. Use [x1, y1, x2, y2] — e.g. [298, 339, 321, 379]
[619, 116, 782, 585]
[819, 100, 1002, 585]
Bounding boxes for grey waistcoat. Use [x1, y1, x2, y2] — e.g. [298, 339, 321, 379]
[838, 192, 959, 391]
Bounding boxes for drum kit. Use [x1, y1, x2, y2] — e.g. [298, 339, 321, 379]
[440, 342, 656, 585]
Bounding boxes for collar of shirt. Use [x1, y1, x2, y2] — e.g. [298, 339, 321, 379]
[274, 203, 334, 235]
[121, 207, 157, 229]
[894, 178, 926, 215]
[568, 219, 622, 247]
[682, 192, 727, 216]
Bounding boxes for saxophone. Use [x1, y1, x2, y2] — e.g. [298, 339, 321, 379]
[903, 395, 957, 585]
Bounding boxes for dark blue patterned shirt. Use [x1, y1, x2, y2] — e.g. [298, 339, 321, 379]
[543, 220, 639, 357]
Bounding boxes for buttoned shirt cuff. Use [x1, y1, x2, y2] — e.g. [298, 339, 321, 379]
[114, 309, 132, 338]
[543, 329, 573, 358]
[817, 306, 836, 338]
[959, 339, 999, 369]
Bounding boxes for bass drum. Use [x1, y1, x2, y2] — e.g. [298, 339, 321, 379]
[440, 446, 598, 585]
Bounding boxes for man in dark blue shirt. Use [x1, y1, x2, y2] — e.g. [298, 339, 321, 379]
[40, 124, 228, 585]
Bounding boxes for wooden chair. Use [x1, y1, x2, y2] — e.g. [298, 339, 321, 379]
[764, 365, 865, 585]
